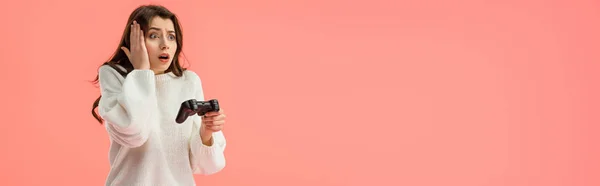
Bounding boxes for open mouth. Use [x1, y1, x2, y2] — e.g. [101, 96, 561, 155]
[159, 53, 170, 62]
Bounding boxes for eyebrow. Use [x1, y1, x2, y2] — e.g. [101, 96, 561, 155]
[148, 27, 175, 33]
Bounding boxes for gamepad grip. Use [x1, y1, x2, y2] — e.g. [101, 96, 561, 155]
[175, 99, 220, 124]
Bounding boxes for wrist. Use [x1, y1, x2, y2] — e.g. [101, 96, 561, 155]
[200, 131, 214, 146]
[133, 63, 151, 70]
[134, 66, 150, 70]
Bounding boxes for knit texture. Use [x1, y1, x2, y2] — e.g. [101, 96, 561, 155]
[97, 64, 226, 186]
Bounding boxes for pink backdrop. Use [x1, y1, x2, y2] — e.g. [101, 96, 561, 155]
[1, 0, 599, 185]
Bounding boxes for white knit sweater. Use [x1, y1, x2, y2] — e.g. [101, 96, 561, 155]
[97, 64, 226, 186]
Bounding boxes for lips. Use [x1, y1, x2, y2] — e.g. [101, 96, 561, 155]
[158, 53, 170, 63]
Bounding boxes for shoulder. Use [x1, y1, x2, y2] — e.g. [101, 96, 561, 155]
[98, 64, 126, 76]
[98, 64, 120, 79]
[97, 64, 131, 87]
[182, 69, 202, 84]
[181, 70, 205, 97]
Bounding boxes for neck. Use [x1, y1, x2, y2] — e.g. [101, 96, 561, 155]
[153, 69, 165, 75]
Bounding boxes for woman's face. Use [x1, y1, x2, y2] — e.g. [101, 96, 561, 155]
[144, 16, 178, 74]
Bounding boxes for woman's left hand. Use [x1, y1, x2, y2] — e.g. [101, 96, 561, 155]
[200, 109, 226, 145]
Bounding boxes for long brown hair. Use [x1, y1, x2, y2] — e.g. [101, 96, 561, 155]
[91, 5, 187, 124]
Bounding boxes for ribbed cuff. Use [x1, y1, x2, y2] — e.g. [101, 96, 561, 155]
[190, 132, 222, 155]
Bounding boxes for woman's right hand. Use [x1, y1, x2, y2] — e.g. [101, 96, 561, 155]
[121, 20, 150, 70]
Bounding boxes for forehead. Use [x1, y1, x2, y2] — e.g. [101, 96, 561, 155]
[148, 16, 175, 31]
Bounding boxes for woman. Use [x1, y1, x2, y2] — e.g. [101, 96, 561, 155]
[90, 4, 226, 186]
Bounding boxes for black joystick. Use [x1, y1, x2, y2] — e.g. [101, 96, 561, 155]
[175, 99, 220, 124]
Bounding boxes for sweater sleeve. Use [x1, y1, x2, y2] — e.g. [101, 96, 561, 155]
[97, 65, 159, 148]
[187, 72, 227, 175]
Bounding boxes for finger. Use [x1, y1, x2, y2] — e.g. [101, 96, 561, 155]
[210, 125, 223, 131]
[205, 111, 220, 117]
[202, 119, 215, 125]
[137, 22, 145, 46]
[212, 120, 225, 126]
[202, 114, 223, 120]
[131, 21, 137, 49]
[202, 119, 213, 125]
[201, 115, 214, 121]
[139, 25, 145, 46]
[134, 21, 141, 49]
[203, 120, 225, 128]
[203, 123, 214, 128]
[120, 47, 131, 58]
[212, 114, 226, 121]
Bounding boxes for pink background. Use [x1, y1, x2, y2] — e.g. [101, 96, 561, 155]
[1, 0, 599, 185]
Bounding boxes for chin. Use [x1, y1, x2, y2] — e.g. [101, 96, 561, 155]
[151, 62, 172, 73]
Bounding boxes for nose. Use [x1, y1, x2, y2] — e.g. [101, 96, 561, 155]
[160, 42, 169, 50]
[159, 37, 170, 50]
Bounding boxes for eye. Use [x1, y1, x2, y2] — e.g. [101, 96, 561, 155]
[168, 34, 176, 40]
[149, 33, 158, 39]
